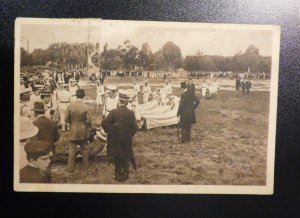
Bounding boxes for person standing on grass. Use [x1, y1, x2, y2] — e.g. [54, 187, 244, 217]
[56, 81, 71, 132]
[102, 85, 119, 118]
[187, 76, 195, 97]
[96, 80, 105, 111]
[101, 90, 138, 182]
[236, 77, 241, 91]
[142, 80, 151, 103]
[177, 82, 200, 143]
[65, 89, 92, 173]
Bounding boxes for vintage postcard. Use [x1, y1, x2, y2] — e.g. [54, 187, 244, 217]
[14, 18, 280, 194]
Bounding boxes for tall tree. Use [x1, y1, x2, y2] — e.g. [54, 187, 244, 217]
[162, 41, 182, 69]
[139, 43, 154, 70]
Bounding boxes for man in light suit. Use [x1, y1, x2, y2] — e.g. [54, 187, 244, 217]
[65, 89, 92, 172]
[56, 82, 71, 132]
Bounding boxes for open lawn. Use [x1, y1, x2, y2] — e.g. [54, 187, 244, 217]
[51, 77, 270, 185]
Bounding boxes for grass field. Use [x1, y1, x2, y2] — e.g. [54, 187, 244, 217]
[51, 77, 270, 185]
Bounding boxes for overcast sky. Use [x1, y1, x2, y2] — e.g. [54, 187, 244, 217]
[21, 21, 273, 57]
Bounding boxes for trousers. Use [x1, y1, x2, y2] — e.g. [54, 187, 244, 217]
[68, 140, 89, 172]
[181, 126, 191, 143]
[114, 156, 129, 182]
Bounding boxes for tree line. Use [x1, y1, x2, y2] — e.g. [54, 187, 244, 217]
[21, 41, 271, 73]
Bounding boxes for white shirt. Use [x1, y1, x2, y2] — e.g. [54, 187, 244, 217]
[97, 85, 105, 96]
[163, 83, 172, 95]
[143, 86, 151, 94]
[57, 89, 71, 103]
[103, 94, 119, 117]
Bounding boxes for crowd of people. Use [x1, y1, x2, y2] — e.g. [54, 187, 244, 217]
[19, 69, 202, 183]
[235, 77, 252, 94]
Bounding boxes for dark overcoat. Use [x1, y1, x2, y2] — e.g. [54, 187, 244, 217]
[187, 82, 195, 96]
[20, 165, 51, 183]
[101, 105, 138, 158]
[177, 90, 200, 128]
[33, 115, 60, 150]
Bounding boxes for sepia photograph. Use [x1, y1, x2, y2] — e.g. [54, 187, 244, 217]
[14, 18, 280, 194]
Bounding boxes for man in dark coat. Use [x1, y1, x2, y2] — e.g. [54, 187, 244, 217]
[244, 79, 252, 94]
[65, 89, 92, 172]
[20, 140, 53, 183]
[186, 76, 196, 97]
[101, 91, 139, 182]
[177, 82, 200, 143]
[236, 77, 241, 91]
[33, 101, 60, 152]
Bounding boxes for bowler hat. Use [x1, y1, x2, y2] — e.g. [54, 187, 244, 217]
[24, 140, 52, 157]
[34, 101, 46, 112]
[180, 82, 187, 89]
[76, 89, 85, 98]
[19, 116, 38, 140]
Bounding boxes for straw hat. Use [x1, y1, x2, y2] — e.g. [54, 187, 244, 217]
[107, 85, 117, 91]
[118, 89, 130, 101]
[19, 116, 39, 140]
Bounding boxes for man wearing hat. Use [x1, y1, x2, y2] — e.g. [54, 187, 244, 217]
[33, 102, 60, 151]
[133, 79, 140, 103]
[20, 86, 33, 120]
[65, 89, 92, 172]
[163, 79, 172, 96]
[69, 78, 79, 103]
[187, 76, 196, 97]
[56, 81, 71, 131]
[142, 80, 151, 103]
[96, 80, 105, 111]
[19, 116, 39, 169]
[20, 140, 53, 183]
[177, 82, 200, 143]
[101, 90, 138, 182]
[40, 86, 57, 120]
[103, 85, 119, 117]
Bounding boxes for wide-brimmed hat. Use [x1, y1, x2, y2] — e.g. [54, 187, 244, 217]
[19, 116, 39, 140]
[107, 85, 117, 91]
[24, 140, 52, 157]
[180, 82, 187, 89]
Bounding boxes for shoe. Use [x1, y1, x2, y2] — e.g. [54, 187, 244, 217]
[112, 175, 123, 182]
